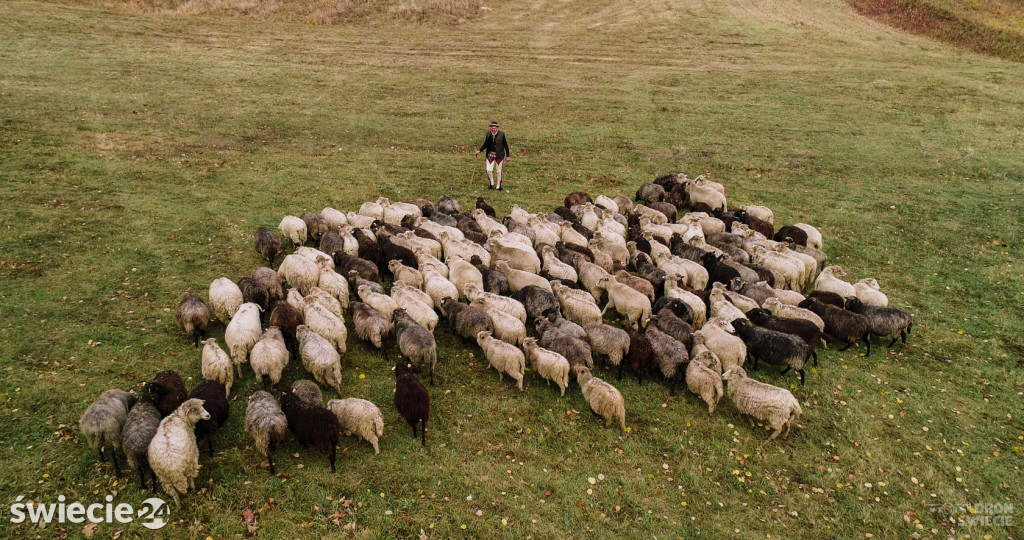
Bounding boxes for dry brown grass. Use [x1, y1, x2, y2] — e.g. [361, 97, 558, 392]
[60, 0, 484, 24]
[849, 0, 1024, 61]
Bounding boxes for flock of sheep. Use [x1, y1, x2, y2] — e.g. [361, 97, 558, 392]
[79, 173, 914, 506]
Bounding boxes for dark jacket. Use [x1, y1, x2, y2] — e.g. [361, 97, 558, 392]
[479, 130, 510, 160]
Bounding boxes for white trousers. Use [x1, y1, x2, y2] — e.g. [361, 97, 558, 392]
[486, 157, 504, 186]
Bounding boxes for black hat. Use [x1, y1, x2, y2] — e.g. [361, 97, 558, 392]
[489, 121, 499, 127]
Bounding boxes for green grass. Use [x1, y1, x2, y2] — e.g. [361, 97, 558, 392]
[1, 0, 1023, 538]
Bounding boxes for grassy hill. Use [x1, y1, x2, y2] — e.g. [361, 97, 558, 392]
[1, 0, 1023, 538]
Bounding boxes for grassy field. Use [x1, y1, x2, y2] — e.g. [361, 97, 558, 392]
[2, 0, 1023, 538]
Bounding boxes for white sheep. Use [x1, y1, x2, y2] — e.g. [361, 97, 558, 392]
[148, 398, 210, 505]
[470, 208, 508, 236]
[248, 328, 289, 390]
[686, 350, 724, 417]
[464, 283, 527, 324]
[540, 245, 578, 282]
[389, 260, 423, 289]
[596, 276, 651, 328]
[297, 325, 343, 396]
[307, 286, 343, 319]
[421, 268, 459, 310]
[527, 216, 561, 247]
[793, 223, 823, 250]
[439, 233, 489, 266]
[296, 246, 335, 268]
[711, 282, 759, 313]
[476, 330, 525, 391]
[225, 302, 263, 377]
[722, 366, 802, 440]
[589, 232, 629, 268]
[392, 231, 441, 259]
[200, 338, 234, 396]
[560, 221, 590, 249]
[709, 288, 748, 321]
[278, 215, 307, 247]
[415, 217, 463, 242]
[316, 258, 349, 310]
[346, 212, 376, 229]
[854, 278, 888, 307]
[574, 366, 626, 431]
[447, 255, 484, 301]
[327, 398, 384, 454]
[631, 204, 668, 225]
[684, 181, 726, 212]
[750, 245, 804, 292]
[487, 236, 541, 274]
[208, 278, 243, 324]
[357, 284, 400, 323]
[814, 265, 856, 298]
[496, 261, 552, 293]
[693, 317, 746, 371]
[551, 282, 602, 327]
[764, 297, 825, 331]
[575, 257, 612, 303]
[414, 248, 449, 279]
[595, 195, 619, 214]
[664, 276, 707, 329]
[321, 207, 348, 229]
[278, 254, 320, 295]
[302, 297, 348, 354]
[522, 338, 570, 396]
[357, 199, 384, 220]
[391, 282, 439, 332]
[472, 298, 527, 346]
[739, 205, 774, 226]
[286, 289, 305, 314]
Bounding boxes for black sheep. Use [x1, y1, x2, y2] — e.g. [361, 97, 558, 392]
[350, 228, 382, 267]
[254, 227, 281, 266]
[369, 219, 407, 240]
[731, 318, 810, 385]
[280, 389, 339, 472]
[747, 308, 822, 365]
[538, 332, 593, 373]
[653, 173, 681, 191]
[621, 322, 654, 385]
[689, 201, 714, 214]
[844, 298, 914, 347]
[456, 213, 484, 235]
[633, 259, 667, 294]
[701, 252, 741, 289]
[269, 300, 302, 359]
[470, 255, 509, 295]
[774, 225, 809, 246]
[555, 241, 594, 265]
[808, 290, 846, 308]
[652, 297, 694, 324]
[711, 209, 745, 233]
[332, 251, 380, 283]
[666, 183, 689, 209]
[799, 298, 871, 356]
[440, 298, 494, 343]
[238, 277, 269, 313]
[645, 324, 689, 395]
[564, 192, 592, 208]
[394, 362, 430, 446]
[147, 371, 188, 417]
[475, 197, 496, 218]
[552, 206, 579, 223]
[511, 285, 560, 321]
[670, 235, 710, 262]
[188, 381, 230, 456]
[348, 269, 384, 296]
[741, 212, 775, 239]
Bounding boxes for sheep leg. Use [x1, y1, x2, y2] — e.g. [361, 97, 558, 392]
[669, 378, 676, 396]
[838, 340, 854, 351]
[901, 329, 908, 343]
[617, 362, 624, 381]
[410, 420, 418, 440]
[97, 447, 106, 463]
[111, 452, 122, 478]
[138, 466, 147, 488]
[193, 330, 201, 348]
[798, 369, 805, 386]
[863, 336, 871, 357]
[421, 418, 428, 447]
[267, 443, 277, 475]
[780, 366, 791, 375]
[887, 337, 898, 348]
[329, 445, 337, 473]
[811, 350, 818, 366]
[768, 425, 781, 440]
[430, 368, 435, 387]
[208, 438, 215, 457]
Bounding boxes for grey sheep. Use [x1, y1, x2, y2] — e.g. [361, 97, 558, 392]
[844, 297, 913, 347]
[350, 301, 391, 350]
[121, 394, 162, 490]
[252, 266, 285, 300]
[583, 322, 630, 369]
[440, 297, 494, 343]
[80, 389, 136, 477]
[645, 324, 689, 395]
[176, 293, 211, 347]
[245, 390, 288, 474]
[291, 379, 324, 406]
[394, 308, 439, 385]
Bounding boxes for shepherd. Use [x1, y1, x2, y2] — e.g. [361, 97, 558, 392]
[475, 121, 510, 191]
